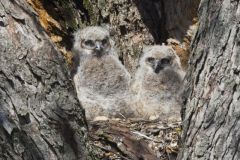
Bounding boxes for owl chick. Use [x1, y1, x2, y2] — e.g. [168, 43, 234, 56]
[132, 45, 185, 122]
[72, 26, 133, 120]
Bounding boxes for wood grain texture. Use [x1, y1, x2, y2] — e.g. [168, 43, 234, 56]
[179, 0, 240, 159]
[0, 0, 94, 159]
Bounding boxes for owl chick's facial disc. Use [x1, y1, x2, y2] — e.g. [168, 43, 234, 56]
[74, 26, 111, 57]
[145, 56, 172, 73]
[142, 45, 176, 73]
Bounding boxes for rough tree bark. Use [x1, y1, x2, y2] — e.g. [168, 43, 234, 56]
[179, 0, 240, 159]
[0, 0, 95, 159]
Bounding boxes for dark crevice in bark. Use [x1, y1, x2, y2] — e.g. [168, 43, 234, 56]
[60, 121, 80, 158]
[18, 113, 31, 125]
[189, 112, 204, 148]
[14, 75, 25, 85]
[195, 51, 208, 85]
[222, 29, 232, 51]
[40, 0, 79, 50]
[134, 0, 200, 43]
[74, 0, 91, 24]
[223, 118, 239, 159]
[17, 131, 45, 160]
[0, 71, 14, 89]
[40, 134, 59, 159]
[181, 107, 194, 143]
[133, 0, 168, 43]
[26, 61, 42, 84]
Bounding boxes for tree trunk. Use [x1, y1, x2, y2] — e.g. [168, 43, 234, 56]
[0, 0, 95, 159]
[178, 0, 240, 159]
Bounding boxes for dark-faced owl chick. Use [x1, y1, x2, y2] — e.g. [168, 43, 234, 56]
[131, 45, 185, 122]
[72, 26, 133, 120]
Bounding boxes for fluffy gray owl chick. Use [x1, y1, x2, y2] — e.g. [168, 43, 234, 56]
[132, 45, 185, 122]
[72, 26, 133, 120]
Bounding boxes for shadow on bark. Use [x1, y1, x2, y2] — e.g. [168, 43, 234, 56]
[134, 0, 200, 43]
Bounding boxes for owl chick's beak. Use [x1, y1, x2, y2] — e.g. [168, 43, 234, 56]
[94, 42, 104, 56]
[154, 61, 164, 74]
